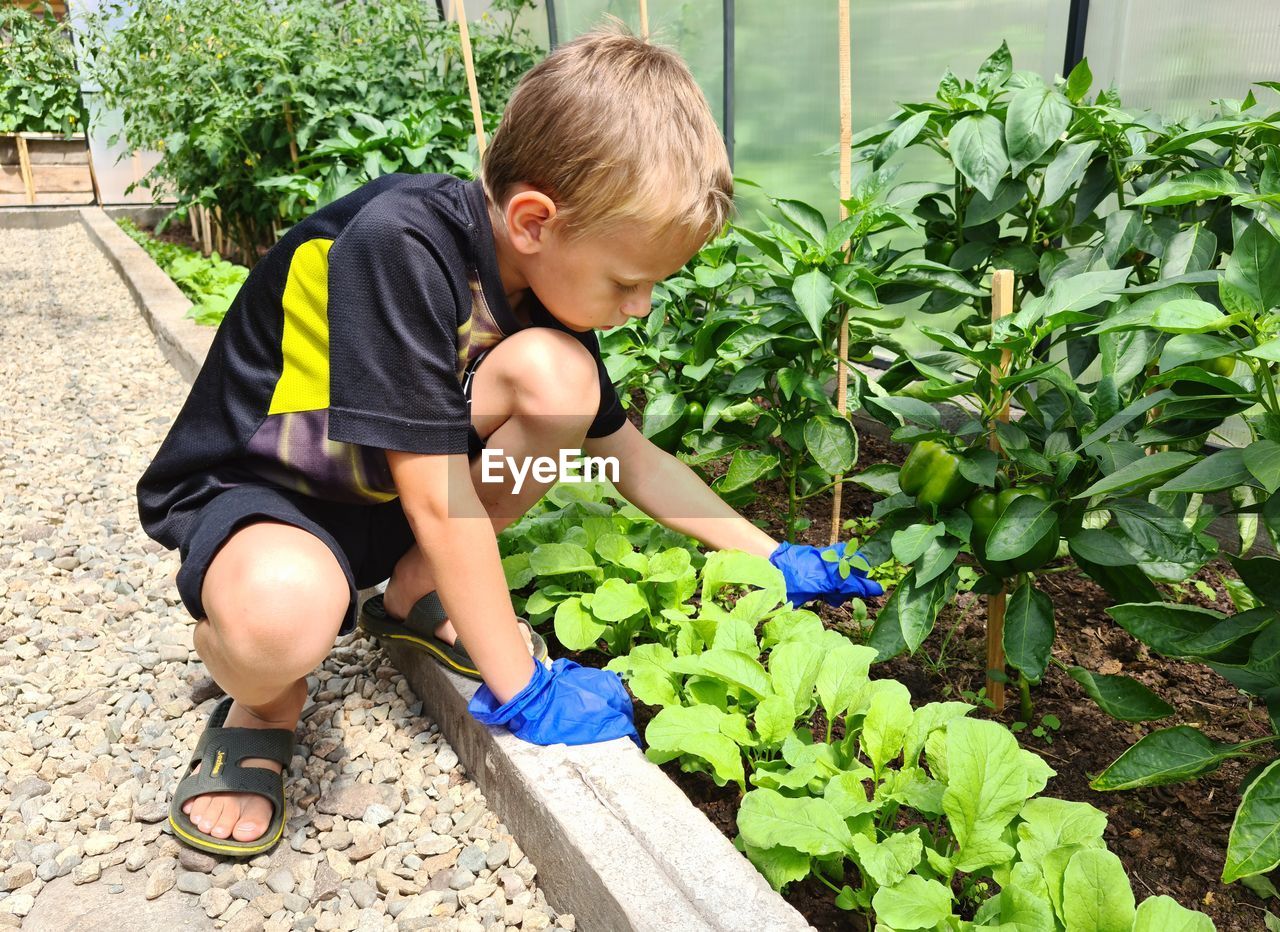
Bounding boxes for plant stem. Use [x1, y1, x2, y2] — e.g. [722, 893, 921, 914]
[813, 872, 844, 895]
[786, 452, 799, 538]
[1257, 357, 1280, 419]
[1018, 673, 1034, 723]
[1106, 135, 1127, 209]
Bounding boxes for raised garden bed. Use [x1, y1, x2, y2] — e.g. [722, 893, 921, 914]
[559, 425, 1274, 931]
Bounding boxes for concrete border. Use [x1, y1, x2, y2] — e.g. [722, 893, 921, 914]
[0, 205, 84, 230]
[382, 643, 811, 932]
[71, 207, 815, 931]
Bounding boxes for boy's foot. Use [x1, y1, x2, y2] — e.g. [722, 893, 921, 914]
[383, 590, 535, 656]
[179, 683, 304, 844]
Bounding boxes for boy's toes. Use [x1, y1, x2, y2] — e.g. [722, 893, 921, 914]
[209, 805, 240, 839]
[194, 797, 222, 834]
[232, 819, 262, 842]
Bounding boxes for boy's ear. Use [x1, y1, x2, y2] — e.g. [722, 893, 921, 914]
[504, 188, 558, 256]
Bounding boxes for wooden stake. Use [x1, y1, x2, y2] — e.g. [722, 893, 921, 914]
[190, 207, 198, 242]
[198, 204, 212, 257]
[986, 268, 1015, 713]
[15, 135, 36, 204]
[639, 0, 649, 37]
[453, 0, 487, 160]
[830, 0, 852, 544]
[83, 136, 102, 205]
[214, 205, 224, 257]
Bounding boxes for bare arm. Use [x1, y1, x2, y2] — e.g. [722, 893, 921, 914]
[583, 419, 779, 558]
[386, 449, 534, 704]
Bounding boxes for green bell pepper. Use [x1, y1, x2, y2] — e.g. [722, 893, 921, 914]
[899, 441, 976, 511]
[966, 484, 1059, 578]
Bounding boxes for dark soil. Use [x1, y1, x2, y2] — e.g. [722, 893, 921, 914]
[559, 411, 1278, 930]
[137, 216, 265, 266]
[144, 216, 203, 252]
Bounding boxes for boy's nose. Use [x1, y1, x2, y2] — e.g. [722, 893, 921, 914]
[622, 289, 654, 318]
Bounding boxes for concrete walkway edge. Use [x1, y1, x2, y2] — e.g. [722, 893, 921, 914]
[61, 205, 814, 932]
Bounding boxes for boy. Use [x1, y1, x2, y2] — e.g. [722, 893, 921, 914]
[138, 24, 880, 857]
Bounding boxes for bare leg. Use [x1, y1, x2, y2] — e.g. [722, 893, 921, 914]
[382, 329, 599, 646]
[181, 522, 348, 844]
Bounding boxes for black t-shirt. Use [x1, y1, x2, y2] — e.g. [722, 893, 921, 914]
[137, 173, 626, 549]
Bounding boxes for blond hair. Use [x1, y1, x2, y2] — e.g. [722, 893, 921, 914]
[480, 20, 732, 243]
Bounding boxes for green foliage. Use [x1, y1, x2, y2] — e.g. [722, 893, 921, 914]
[500, 483, 1210, 924]
[0, 4, 87, 134]
[496, 482, 704, 657]
[606, 567, 1211, 928]
[1095, 561, 1280, 884]
[116, 217, 248, 325]
[82, 0, 539, 260]
[602, 175, 927, 536]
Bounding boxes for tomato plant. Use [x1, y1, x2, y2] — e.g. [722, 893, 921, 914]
[0, 4, 87, 135]
[81, 0, 539, 261]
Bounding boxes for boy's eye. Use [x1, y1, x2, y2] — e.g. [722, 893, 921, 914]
[616, 281, 640, 294]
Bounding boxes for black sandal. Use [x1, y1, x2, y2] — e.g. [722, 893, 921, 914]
[168, 696, 293, 858]
[359, 591, 548, 680]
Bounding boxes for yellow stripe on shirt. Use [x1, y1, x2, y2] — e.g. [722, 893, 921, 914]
[268, 238, 334, 415]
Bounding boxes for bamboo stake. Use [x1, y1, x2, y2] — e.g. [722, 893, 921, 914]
[15, 136, 36, 204]
[986, 268, 1015, 713]
[830, 0, 853, 544]
[453, 0, 487, 159]
[639, 0, 649, 38]
[198, 204, 212, 257]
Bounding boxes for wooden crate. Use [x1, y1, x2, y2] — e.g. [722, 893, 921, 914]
[0, 132, 98, 206]
[9, 2, 68, 19]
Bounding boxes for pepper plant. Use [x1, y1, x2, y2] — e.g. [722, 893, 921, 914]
[612, 175, 985, 536]
[853, 258, 1231, 721]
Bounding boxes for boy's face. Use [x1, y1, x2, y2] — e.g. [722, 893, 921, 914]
[530, 223, 701, 332]
[498, 188, 704, 333]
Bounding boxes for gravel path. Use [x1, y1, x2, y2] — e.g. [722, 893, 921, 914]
[0, 223, 567, 932]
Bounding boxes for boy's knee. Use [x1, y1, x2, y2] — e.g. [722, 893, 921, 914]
[201, 537, 347, 673]
[503, 329, 600, 417]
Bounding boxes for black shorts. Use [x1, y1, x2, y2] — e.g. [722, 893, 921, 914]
[175, 485, 416, 636]
[173, 348, 494, 637]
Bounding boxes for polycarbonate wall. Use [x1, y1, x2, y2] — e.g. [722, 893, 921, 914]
[1084, 0, 1280, 120]
[63, 1, 1280, 207]
[65, 0, 166, 204]
[543, 1, 1280, 216]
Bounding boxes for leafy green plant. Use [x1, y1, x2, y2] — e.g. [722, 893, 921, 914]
[609, 575, 1214, 929]
[0, 4, 87, 135]
[497, 482, 703, 656]
[116, 217, 248, 325]
[1092, 554, 1280, 885]
[839, 48, 1280, 726]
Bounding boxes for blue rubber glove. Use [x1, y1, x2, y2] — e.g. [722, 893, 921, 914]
[769, 541, 884, 607]
[468, 657, 640, 746]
